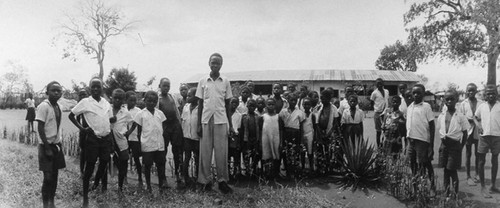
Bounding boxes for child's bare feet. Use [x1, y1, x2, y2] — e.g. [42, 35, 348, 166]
[467, 177, 476, 186]
[482, 187, 492, 198]
[489, 186, 500, 193]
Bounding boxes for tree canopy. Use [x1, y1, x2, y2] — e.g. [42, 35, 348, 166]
[55, 0, 134, 80]
[104, 68, 137, 96]
[375, 40, 424, 71]
[405, 0, 500, 85]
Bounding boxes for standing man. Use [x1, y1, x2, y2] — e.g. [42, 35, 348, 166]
[370, 78, 389, 147]
[196, 53, 233, 194]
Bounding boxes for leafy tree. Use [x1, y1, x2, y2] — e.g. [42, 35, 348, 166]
[71, 79, 88, 93]
[405, 0, 500, 85]
[0, 60, 31, 104]
[54, 0, 135, 80]
[375, 40, 424, 71]
[105, 67, 137, 96]
[142, 76, 156, 91]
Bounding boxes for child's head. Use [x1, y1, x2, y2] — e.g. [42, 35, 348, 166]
[404, 89, 413, 104]
[347, 95, 358, 109]
[299, 85, 309, 98]
[282, 91, 290, 101]
[444, 89, 459, 111]
[112, 88, 125, 108]
[398, 83, 407, 95]
[179, 84, 189, 98]
[247, 99, 257, 113]
[391, 95, 402, 110]
[320, 89, 333, 105]
[247, 80, 255, 93]
[187, 87, 198, 104]
[288, 93, 298, 108]
[266, 97, 276, 113]
[46, 81, 62, 103]
[126, 91, 137, 108]
[240, 85, 251, 100]
[376, 78, 384, 89]
[78, 89, 88, 101]
[209, 53, 223, 74]
[230, 97, 239, 111]
[144, 90, 159, 110]
[89, 78, 103, 99]
[333, 98, 340, 109]
[308, 91, 319, 106]
[272, 83, 282, 95]
[345, 86, 354, 98]
[159, 77, 171, 95]
[412, 84, 425, 104]
[485, 84, 498, 104]
[256, 97, 265, 110]
[287, 82, 296, 92]
[466, 83, 478, 100]
[303, 97, 312, 112]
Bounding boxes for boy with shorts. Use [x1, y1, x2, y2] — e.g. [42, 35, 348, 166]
[370, 78, 389, 148]
[181, 87, 200, 184]
[125, 91, 143, 188]
[37, 81, 65, 208]
[110, 89, 132, 192]
[475, 84, 500, 198]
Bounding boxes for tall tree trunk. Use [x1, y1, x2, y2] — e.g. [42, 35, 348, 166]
[487, 52, 499, 85]
[99, 61, 104, 80]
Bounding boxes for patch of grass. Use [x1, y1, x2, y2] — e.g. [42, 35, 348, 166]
[0, 137, 343, 208]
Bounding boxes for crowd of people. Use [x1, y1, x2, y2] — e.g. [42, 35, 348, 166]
[33, 53, 499, 208]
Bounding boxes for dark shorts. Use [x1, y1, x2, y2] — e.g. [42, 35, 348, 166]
[438, 138, 462, 170]
[38, 143, 66, 172]
[374, 112, 383, 132]
[128, 141, 141, 158]
[163, 122, 183, 147]
[26, 107, 35, 121]
[85, 133, 112, 163]
[284, 127, 301, 145]
[478, 135, 500, 155]
[142, 151, 166, 167]
[183, 138, 199, 154]
[407, 138, 430, 164]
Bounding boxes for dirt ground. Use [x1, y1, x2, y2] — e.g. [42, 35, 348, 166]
[2, 109, 500, 207]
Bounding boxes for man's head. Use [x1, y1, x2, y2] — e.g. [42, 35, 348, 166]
[112, 88, 125, 108]
[209, 53, 223, 74]
[89, 78, 103, 99]
[376, 78, 384, 90]
[485, 84, 498, 104]
[46, 81, 62, 103]
[466, 83, 478, 100]
[412, 84, 425, 104]
[159, 78, 171, 95]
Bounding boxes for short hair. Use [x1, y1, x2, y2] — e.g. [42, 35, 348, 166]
[300, 85, 309, 91]
[247, 99, 257, 106]
[321, 89, 333, 99]
[240, 85, 250, 92]
[273, 83, 282, 88]
[288, 92, 298, 100]
[266, 97, 276, 103]
[392, 95, 402, 102]
[46, 81, 61, 93]
[376, 78, 384, 82]
[302, 97, 312, 103]
[287, 82, 297, 87]
[445, 89, 459, 99]
[209, 53, 223, 62]
[144, 90, 158, 100]
[467, 83, 477, 89]
[158, 77, 170, 87]
[179, 83, 189, 90]
[308, 90, 318, 98]
[413, 84, 426, 92]
[125, 91, 136, 99]
[230, 96, 239, 103]
[345, 85, 354, 91]
[89, 77, 103, 86]
[112, 88, 125, 96]
[486, 84, 497, 93]
[347, 94, 358, 101]
[188, 87, 197, 94]
[398, 83, 408, 88]
[256, 96, 265, 103]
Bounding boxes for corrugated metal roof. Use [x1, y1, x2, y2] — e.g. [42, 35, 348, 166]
[185, 69, 421, 83]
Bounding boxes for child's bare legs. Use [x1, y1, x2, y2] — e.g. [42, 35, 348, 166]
[42, 170, 58, 208]
[477, 153, 491, 197]
[443, 169, 459, 197]
[117, 150, 129, 192]
[490, 154, 500, 193]
[465, 140, 479, 185]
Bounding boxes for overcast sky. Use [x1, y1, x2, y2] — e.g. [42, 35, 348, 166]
[0, 0, 492, 92]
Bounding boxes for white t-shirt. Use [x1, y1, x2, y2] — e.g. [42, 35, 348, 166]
[370, 88, 389, 113]
[406, 102, 435, 143]
[475, 101, 500, 137]
[35, 100, 62, 144]
[134, 108, 167, 152]
[438, 111, 469, 141]
[127, 107, 141, 142]
[71, 96, 112, 137]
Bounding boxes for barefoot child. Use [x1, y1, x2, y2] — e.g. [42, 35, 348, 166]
[240, 99, 261, 177]
[459, 83, 482, 186]
[228, 97, 243, 181]
[77, 89, 89, 176]
[125, 91, 143, 188]
[406, 84, 436, 193]
[382, 96, 406, 158]
[110, 89, 133, 192]
[69, 78, 113, 207]
[301, 97, 316, 172]
[255, 97, 267, 116]
[237, 85, 251, 114]
[37, 81, 65, 208]
[340, 95, 364, 144]
[127, 91, 167, 193]
[438, 89, 469, 198]
[181, 88, 200, 184]
[25, 93, 36, 132]
[475, 84, 500, 198]
[315, 89, 339, 174]
[279, 93, 305, 178]
[260, 98, 283, 179]
[270, 83, 288, 113]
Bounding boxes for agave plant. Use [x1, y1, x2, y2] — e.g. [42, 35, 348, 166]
[331, 135, 382, 191]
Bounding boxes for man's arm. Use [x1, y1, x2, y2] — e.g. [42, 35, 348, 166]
[37, 121, 53, 157]
[69, 112, 92, 134]
[428, 120, 435, 159]
[197, 99, 203, 137]
[226, 98, 233, 133]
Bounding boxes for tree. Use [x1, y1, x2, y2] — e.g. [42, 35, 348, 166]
[405, 0, 500, 85]
[55, 0, 134, 80]
[375, 39, 424, 71]
[105, 67, 137, 96]
[71, 79, 88, 93]
[0, 60, 31, 103]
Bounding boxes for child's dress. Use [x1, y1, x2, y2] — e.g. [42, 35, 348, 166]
[302, 112, 315, 154]
[383, 109, 406, 155]
[262, 113, 280, 160]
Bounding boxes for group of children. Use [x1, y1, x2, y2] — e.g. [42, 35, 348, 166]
[35, 74, 500, 207]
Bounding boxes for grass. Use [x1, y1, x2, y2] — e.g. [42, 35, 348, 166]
[0, 135, 343, 208]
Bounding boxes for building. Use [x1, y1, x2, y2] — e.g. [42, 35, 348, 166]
[185, 69, 421, 98]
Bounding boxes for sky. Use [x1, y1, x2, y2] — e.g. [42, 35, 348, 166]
[0, 0, 493, 93]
